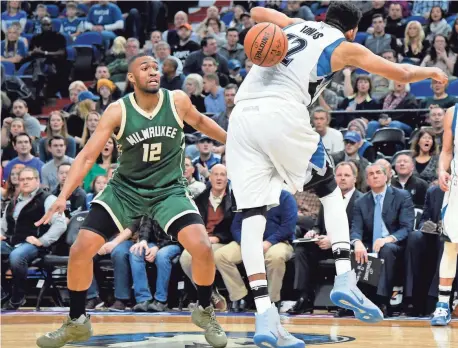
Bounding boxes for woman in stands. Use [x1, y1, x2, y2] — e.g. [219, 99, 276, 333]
[201, 18, 226, 47]
[85, 175, 108, 207]
[410, 128, 440, 183]
[425, 6, 452, 42]
[347, 118, 376, 162]
[66, 91, 98, 145]
[450, 18, 458, 54]
[1, 0, 27, 35]
[228, 5, 245, 32]
[96, 79, 115, 113]
[401, 21, 429, 65]
[184, 74, 206, 134]
[0, 163, 25, 214]
[421, 34, 457, 77]
[79, 111, 101, 151]
[1, 118, 25, 167]
[1, 23, 27, 67]
[63, 80, 87, 113]
[105, 36, 126, 65]
[83, 135, 118, 192]
[39, 110, 76, 162]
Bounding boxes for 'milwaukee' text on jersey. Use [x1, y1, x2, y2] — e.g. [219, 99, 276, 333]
[125, 126, 179, 146]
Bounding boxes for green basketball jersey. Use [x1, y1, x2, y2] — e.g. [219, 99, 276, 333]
[111, 89, 187, 194]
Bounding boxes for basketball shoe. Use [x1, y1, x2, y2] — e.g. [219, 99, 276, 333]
[191, 305, 227, 348]
[431, 302, 452, 326]
[36, 314, 92, 348]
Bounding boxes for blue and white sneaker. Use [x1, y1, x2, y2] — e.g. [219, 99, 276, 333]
[254, 304, 305, 348]
[431, 302, 451, 326]
[330, 270, 383, 323]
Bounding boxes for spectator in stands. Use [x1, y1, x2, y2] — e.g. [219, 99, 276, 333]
[218, 28, 246, 65]
[421, 34, 457, 77]
[1, 118, 25, 167]
[391, 154, 429, 208]
[108, 38, 140, 82]
[171, 23, 200, 65]
[3, 133, 44, 181]
[83, 135, 118, 192]
[129, 218, 183, 312]
[96, 78, 115, 112]
[80, 110, 101, 152]
[366, 82, 418, 138]
[154, 41, 183, 75]
[351, 163, 415, 317]
[422, 79, 457, 109]
[1, 0, 27, 34]
[163, 11, 200, 48]
[243, 58, 253, 75]
[348, 118, 376, 162]
[364, 14, 400, 56]
[60, 1, 83, 40]
[106, 163, 118, 180]
[332, 131, 370, 193]
[404, 184, 444, 316]
[295, 189, 321, 233]
[212, 84, 237, 132]
[39, 111, 76, 162]
[8, 99, 40, 142]
[290, 162, 362, 316]
[312, 107, 344, 154]
[1, 23, 27, 66]
[375, 158, 394, 184]
[203, 73, 225, 114]
[184, 73, 206, 114]
[105, 36, 126, 65]
[184, 156, 206, 197]
[359, 0, 387, 32]
[228, 5, 245, 32]
[450, 18, 458, 55]
[41, 136, 74, 192]
[410, 128, 440, 183]
[200, 18, 226, 48]
[0, 164, 25, 212]
[88, 65, 122, 100]
[238, 12, 254, 45]
[216, 189, 296, 312]
[28, 4, 48, 35]
[385, 2, 406, 39]
[411, 1, 449, 18]
[86, 0, 124, 51]
[86, 175, 108, 207]
[0, 65, 32, 108]
[1, 167, 66, 310]
[227, 59, 244, 87]
[148, 30, 162, 55]
[192, 135, 221, 182]
[282, 0, 314, 21]
[67, 91, 99, 145]
[179, 164, 233, 310]
[53, 162, 87, 222]
[160, 58, 185, 91]
[63, 80, 87, 113]
[183, 36, 229, 76]
[201, 57, 229, 87]
[195, 6, 227, 38]
[427, 106, 445, 149]
[401, 21, 429, 65]
[425, 6, 452, 42]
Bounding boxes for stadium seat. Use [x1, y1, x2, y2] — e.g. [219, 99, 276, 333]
[77, 3, 89, 15]
[24, 19, 34, 33]
[448, 79, 458, 96]
[410, 79, 432, 98]
[74, 31, 103, 46]
[1, 61, 15, 76]
[66, 46, 76, 61]
[46, 4, 60, 18]
[355, 32, 368, 44]
[405, 16, 427, 25]
[51, 18, 62, 32]
[221, 11, 234, 26]
[72, 32, 104, 80]
[446, 15, 457, 26]
[16, 61, 32, 75]
[354, 68, 369, 75]
[20, 33, 33, 44]
[371, 127, 406, 157]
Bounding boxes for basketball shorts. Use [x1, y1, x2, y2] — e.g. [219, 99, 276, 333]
[441, 174, 458, 243]
[82, 181, 203, 241]
[226, 98, 320, 210]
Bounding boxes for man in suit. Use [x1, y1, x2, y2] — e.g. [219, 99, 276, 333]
[288, 162, 363, 315]
[352, 163, 415, 316]
[404, 185, 444, 316]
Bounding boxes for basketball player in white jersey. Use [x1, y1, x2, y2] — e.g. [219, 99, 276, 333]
[225, 3, 448, 347]
[431, 104, 458, 326]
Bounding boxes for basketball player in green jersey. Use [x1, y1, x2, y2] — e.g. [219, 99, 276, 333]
[35, 54, 228, 348]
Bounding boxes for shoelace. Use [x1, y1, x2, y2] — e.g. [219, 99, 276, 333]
[433, 308, 448, 318]
[276, 322, 293, 339]
[206, 310, 224, 335]
[46, 320, 74, 339]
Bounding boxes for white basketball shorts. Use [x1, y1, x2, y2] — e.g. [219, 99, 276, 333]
[442, 174, 458, 243]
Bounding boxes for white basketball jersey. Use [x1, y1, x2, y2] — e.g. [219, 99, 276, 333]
[451, 104, 458, 177]
[236, 21, 345, 107]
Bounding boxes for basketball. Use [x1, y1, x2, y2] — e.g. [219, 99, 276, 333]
[244, 22, 288, 67]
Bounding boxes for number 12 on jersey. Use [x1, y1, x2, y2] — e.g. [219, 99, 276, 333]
[143, 143, 162, 162]
[281, 33, 307, 67]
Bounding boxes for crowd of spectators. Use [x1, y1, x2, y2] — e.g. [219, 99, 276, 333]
[1, 1, 458, 317]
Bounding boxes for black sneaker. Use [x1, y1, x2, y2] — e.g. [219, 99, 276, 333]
[133, 300, 151, 312]
[2, 297, 26, 311]
[108, 300, 126, 312]
[86, 297, 104, 310]
[148, 300, 168, 312]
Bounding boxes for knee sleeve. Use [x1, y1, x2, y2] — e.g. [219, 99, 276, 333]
[303, 159, 337, 198]
[439, 242, 458, 279]
[241, 207, 267, 276]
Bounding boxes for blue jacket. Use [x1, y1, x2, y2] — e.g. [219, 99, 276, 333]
[231, 190, 298, 245]
[350, 186, 414, 249]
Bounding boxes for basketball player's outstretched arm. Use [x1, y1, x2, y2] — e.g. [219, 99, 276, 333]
[438, 107, 454, 192]
[250, 7, 304, 28]
[332, 42, 449, 85]
[35, 103, 122, 225]
[173, 90, 227, 144]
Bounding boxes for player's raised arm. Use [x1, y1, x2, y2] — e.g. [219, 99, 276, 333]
[438, 106, 454, 192]
[250, 6, 304, 28]
[332, 42, 448, 85]
[173, 90, 227, 144]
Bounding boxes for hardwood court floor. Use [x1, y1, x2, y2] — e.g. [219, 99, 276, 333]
[2, 311, 457, 347]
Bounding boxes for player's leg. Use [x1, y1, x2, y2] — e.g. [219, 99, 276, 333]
[36, 203, 122, 348]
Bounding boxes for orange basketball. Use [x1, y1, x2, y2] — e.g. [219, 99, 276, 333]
[244, 22, 288, 67]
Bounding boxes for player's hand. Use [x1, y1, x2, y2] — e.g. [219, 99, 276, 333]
[439, 170, 451, 192]
[354, 241, 368, 264]
[130, 240, 148, 256]
[430, 68, 448, 85]
[145, 245, 159, 263]
[304, 230, 317, 239]
[373, 238, 387, 253]
[316, 236, 331, 250]
[26, 236, 43, 247]
[35, 197, 66, 226]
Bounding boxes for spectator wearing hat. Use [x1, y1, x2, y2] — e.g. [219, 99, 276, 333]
[154, 41, 183, 75]
[331, 131, 370, 193]
[184, 36, 229, 76]
[160, 58, 185, 91]
[66, 91, 99, 146]
[88, 64, 122, 100]
[96, 78, 116, 113]
[238, 13, 254, 46]
[218, 28, 246, 65]
[201, 57, 229, 87]
[192, 135, 221, 182]
[227, 60, 244, 87]
[347, 118, 376, 163]
[212, 84, 238, 132]
[203, 73, 226, 115]
[171, 23, 201, 65]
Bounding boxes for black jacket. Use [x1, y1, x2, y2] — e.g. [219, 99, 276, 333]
[418, 185, 444, 228]
[391, 174, 429, 209]
[53, 186, 87, 219]
[135, 217, 181, 248]
[194, 185, 234, 244]
[331, 151, 370, 192]
[160, 74, 184, 91]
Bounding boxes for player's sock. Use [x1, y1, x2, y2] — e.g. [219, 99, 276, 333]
[319, 187, 351, 275]
[69, 289, 88, 320]
[438, 285, 452, 304]
[196, 284, 212, 308]
[249, 279, 271, 314]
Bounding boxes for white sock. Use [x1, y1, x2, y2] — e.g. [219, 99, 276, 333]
[438, 285, 452, 305]
[319, 188, 351, 275]
[250, 279, 272, 314]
